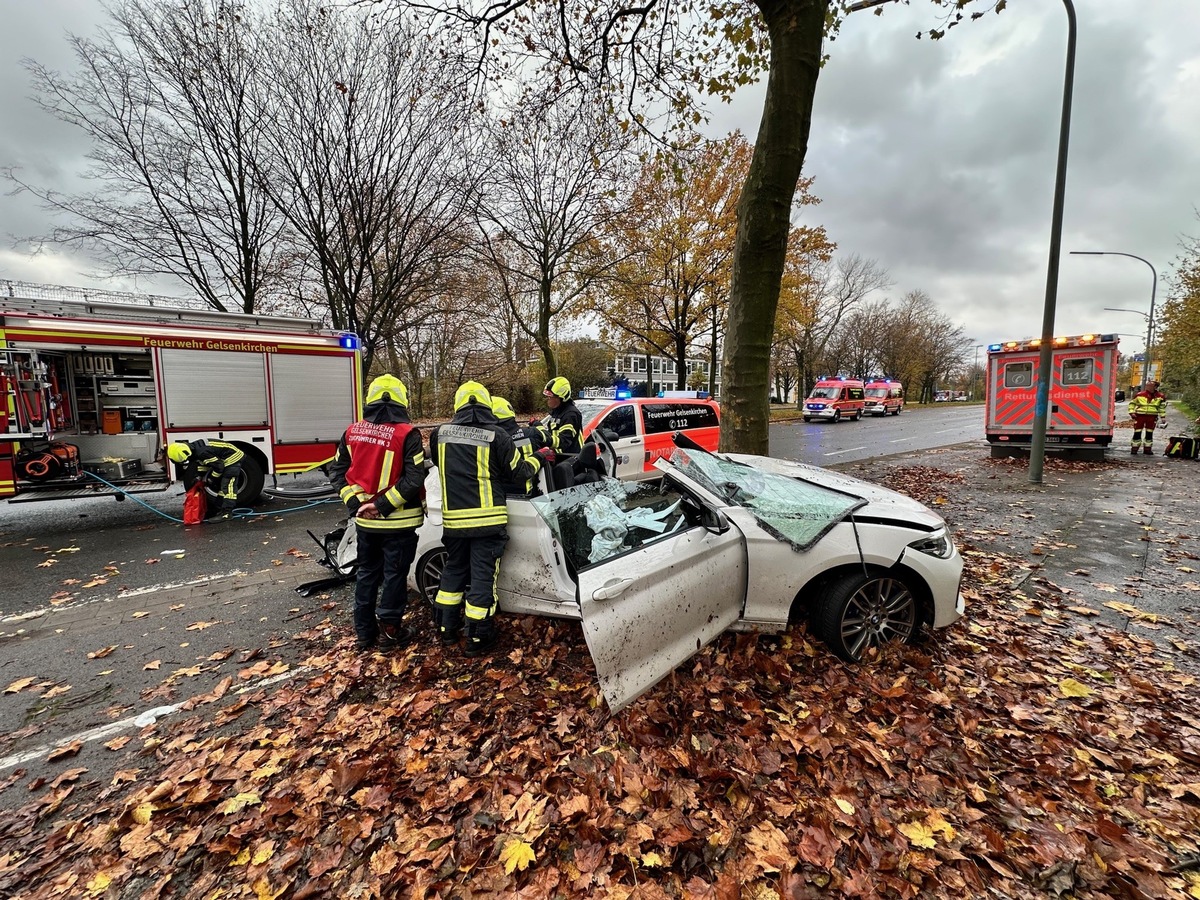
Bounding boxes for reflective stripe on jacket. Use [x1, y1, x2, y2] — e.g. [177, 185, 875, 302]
[330, 419, 425, 531]
[431, 421, 541, 536]
[535, 401, 583, 455]
[191, 439, 243, 474]
[1128, 391, 1166, 418]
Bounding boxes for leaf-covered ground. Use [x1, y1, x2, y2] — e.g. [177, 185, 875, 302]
[2, 462, 1200, 899]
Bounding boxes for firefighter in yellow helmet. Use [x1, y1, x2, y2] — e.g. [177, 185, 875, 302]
[329, 374, 427, 652]
[429, 381, 553, 655]
[166, 439, 244, 519]
[533, 375, 582, 456]
[1128, 380, 1167, 455]
[490, 395, 540, 496]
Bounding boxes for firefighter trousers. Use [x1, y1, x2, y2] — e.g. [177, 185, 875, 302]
[1131, 415, 1159, 451]
[434, 531, 508, 640]
[354, 528, 418, 643]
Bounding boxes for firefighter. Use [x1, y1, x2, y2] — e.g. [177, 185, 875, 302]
[533, 376, 583, 456]
[490, 395, 540, 495]
[429, 381, 553, 655]
[329, 374, 426, 652]
[166, 439, 244, 518]
[1128, 380, 1167, 455]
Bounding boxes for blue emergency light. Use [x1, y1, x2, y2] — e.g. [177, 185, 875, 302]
[988, 344, 1002, 352]
[616, 390, 632, 400]
[339, 333, 361, 350]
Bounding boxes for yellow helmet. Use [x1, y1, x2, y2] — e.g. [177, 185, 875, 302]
[167, 443, 192, 464]
[453, 380, 492, 412]
[490, 396, 516, 421]
[365, 374, 408, 407]
[544, 376, 572, 401]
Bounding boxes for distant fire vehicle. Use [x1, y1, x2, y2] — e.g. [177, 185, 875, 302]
[984, 333, 1119, 460]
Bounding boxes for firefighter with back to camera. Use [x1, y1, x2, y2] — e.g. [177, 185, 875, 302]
[532, 376, 582, 456]
[491, 395, 539, 496]
[329, 375, 427, 653]
[167, 439, 244, 519]
[1128, 380, 1167, 455]
[430, 381, 553, 656]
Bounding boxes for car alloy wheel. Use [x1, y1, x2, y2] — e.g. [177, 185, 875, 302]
[416, 547, 449, 605]
[816, 572, 918, 662]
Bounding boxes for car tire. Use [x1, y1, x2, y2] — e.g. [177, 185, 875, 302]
[832, 411, 841, 423]
[803, 417, 811, 423]
[416, 546, 449, 606]
[815, 571, 920, 662]
[234, 456, 265, 505]
[893, 406, 902, 416]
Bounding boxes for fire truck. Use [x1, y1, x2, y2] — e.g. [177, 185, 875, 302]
[1, 290, 362, 505]
[984, 333, 1119, 460]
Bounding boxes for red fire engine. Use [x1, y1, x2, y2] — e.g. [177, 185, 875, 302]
[1, 289, 362, 505]
[984, 333, 1119, 460]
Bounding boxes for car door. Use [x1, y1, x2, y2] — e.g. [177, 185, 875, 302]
[576, 508, 747, 712]
[592, 403, 643, 480]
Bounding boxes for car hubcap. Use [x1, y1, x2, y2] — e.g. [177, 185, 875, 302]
[840, 577, 916, 659]
[420, 550, 447, 604]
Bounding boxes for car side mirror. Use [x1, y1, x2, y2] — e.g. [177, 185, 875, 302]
[701, 506, 730, 535]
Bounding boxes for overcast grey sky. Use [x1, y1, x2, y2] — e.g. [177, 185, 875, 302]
[3, 1, 1199, 355]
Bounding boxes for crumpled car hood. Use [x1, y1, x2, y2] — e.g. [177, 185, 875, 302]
[718, 453, 946, 530]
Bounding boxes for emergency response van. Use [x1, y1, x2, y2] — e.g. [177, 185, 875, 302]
[802, 377, 865, 422]
[581, 394, 721, 480]
[985, 333, 1119, 460]
[1, 290, 362, 505]
[863, 379, 904, 416]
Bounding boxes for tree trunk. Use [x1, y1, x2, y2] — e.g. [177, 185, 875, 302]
[720, 0, 829, 453]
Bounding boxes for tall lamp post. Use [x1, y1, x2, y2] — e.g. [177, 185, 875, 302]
[1072, 251, 1157, 379]
[972, 344, 986, 401]
[1028, 0, 1077, 485]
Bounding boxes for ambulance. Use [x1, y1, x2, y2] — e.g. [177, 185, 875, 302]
[984, 333, 1119, 460]
[1, 290, 362, 505]
[802, 377, 866, 423]
[863, 379, 905, 416]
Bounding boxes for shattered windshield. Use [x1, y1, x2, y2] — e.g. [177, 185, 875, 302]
[531, 480, 690, 572]
[667, 448, 867, 551]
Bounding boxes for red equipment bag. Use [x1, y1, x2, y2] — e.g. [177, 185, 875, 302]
[183, 482, 208, 525]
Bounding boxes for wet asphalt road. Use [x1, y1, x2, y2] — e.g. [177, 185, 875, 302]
[0, 405, 982, 798]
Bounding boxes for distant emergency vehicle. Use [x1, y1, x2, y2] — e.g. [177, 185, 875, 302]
[984, 333, 1119, 460]
[802, 377, 865, 422]
[863, 379, 904, 416]
[579, 392, 720, 480]
[1, 292, 362, 505]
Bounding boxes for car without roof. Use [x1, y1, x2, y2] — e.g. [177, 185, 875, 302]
[410, 434, 965, 712]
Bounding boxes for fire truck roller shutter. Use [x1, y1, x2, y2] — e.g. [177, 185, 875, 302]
[269, 353, 356, 442]
[159, 349, 268, 427]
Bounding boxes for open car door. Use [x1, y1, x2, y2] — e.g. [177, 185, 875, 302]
[532, 476, 747, 712]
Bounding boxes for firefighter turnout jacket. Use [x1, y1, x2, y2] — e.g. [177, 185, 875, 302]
[535, 399, 583, 456]
[181, 439, 244, 478]
[430, 402, 543, 536]
[1128, 388, 1167, 419]
[330, 403, 426, 531]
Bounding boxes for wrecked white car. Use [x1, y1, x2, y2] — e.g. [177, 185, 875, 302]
[410, 435, 964, 712]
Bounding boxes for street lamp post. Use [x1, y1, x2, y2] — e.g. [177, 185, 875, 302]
[1072, 251, 1157, 378]
[1028, 0, 1078, 485]
[972, 344, 985, 401]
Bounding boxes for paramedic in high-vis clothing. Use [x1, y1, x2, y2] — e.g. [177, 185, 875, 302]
[1128, 380, 1167, 455]
[490, 395, 539, 495]
[534, 376, 583, 456]
[167, 439, 244, 518]
[329, 375, 426, 652]
[430, 382, 552, 656]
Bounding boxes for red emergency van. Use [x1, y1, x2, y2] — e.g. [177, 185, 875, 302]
[863, 379, 905, 416]
[802, 377, 865, 423]
[580, 393, 721, 480]
[985, 333, 1119, 460]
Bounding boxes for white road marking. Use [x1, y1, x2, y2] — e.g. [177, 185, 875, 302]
[0, 666, 310, 772]
[0, 570, 247, 626]
[824, 447, 867, 457]
[889, 438, 915, 443]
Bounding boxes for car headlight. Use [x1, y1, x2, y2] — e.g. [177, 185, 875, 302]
[907, 528, 954, 559]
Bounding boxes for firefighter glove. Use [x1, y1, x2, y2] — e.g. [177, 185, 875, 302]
[534, 447, 556, 467]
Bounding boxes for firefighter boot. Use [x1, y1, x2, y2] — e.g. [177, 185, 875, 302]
[435, 606, 462, 647]
[378, 621, 414, 651]
[465, 619, 498, 658]
[1144, 446, 1154, 455]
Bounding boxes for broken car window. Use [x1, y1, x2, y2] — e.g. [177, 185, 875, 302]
[667, 448, 866, 551]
